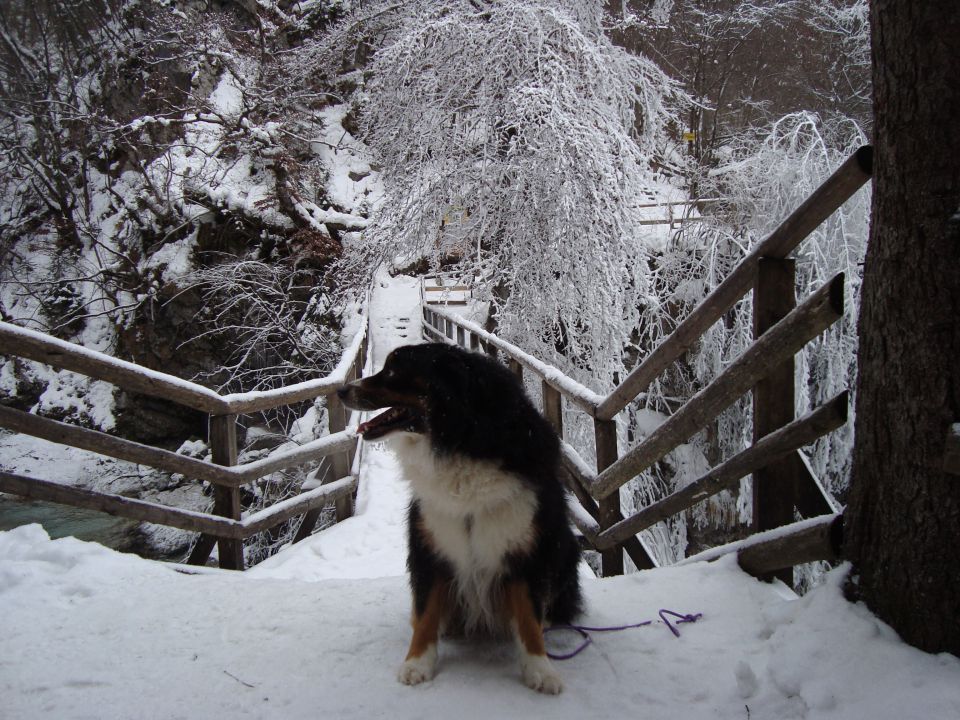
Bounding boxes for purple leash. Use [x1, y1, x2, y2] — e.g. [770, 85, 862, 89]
[544, 609, 703, 660]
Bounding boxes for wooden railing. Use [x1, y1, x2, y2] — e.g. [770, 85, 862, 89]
[0, 317, 369, 570]
[423, 146, 873, 581]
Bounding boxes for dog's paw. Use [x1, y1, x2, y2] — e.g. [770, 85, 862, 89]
[397, 647, 437, 686]
[520, 654, 564, 695]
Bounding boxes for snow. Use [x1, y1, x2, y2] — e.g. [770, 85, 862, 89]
[3, 524, 959, 720]
[2, 273, 960, 719]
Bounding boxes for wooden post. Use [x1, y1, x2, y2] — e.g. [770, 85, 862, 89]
[594, 419, 624, 576]
[508, 358, 523, 383]
[457, 326, 466, 348]
[210, 414, 244, 570]
[326, 388, 354, 521]
[753, 258, 799, 585]
[469, 332, 480, 352]
[542, 382, 563, 437]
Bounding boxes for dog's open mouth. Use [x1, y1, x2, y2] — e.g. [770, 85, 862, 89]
[357, 406, 425, 440]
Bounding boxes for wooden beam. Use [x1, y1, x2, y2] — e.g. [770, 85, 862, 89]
[427, 305, 604, 415]
[594, 419, 624, 576]
[231, 431, 358, 484]
[542, 382, 563, 437]
[737, 514, 844, 577]
[0, 470, 358, 542]
[326, 390, 354, 521]
[0, 318, 368, 417]
[0, 404, 236, 485]
[241, 476, 357, 536]
[0, 471, 244, 538]
[0, 404, 357, 488]
[591, 273, 845, 500]
[753, 257, 798, 585]
[595, 147, 872, 421]
[0, 320, 228, 414]
[594, 393, 848, 549]
[210, 415, 243, 570]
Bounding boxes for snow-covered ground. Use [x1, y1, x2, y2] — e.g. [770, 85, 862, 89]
[2, 274, 960, 719]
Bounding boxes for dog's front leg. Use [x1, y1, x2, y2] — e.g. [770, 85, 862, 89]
[504, 580, 563, 694]
[398, 580, 449, 686]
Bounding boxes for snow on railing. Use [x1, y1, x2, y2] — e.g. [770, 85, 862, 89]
[0, 312, 370, 570]
[0, 317, 367, 415]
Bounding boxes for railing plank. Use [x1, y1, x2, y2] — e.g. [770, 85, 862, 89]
[0, 404, 235, 485]
[424, 306, 605, 414]
[0, 404, 357, 488]
[242, 476, 357, 536]
[594, 419, 624, 576]
[0, 316, 367, 416]
[595, 147, 872, 421]
[737, 513, 843, 577]
[0, 471, 358, 541]
[0, 321, 228, 414]
[0, 470, 244, 538]
[591, 273, 845, 500]
[593, 393, 848, 549]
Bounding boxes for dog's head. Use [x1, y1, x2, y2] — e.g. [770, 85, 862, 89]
[337, 342, 518, 442]
[336, 344, 437, 440]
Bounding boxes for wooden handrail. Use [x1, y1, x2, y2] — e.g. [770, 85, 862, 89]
[595, 146, 872, 420]
[0, 317, 367, 415]
[0, 404, 359, 487]
[592, 393, 848, 549]
[0, 313, 369, 568]
[590, 273, 845, 499]
[682, 513, 844, 578]
[0, 470, 357, 541]
[423, 306, 605, 414]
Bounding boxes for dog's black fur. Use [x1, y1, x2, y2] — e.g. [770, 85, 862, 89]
[338, 343, 582, 682]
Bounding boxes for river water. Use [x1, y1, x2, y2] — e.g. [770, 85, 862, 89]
[0, 494, 144, 553]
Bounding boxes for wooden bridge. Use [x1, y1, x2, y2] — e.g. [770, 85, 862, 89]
[0, 147, 874, 579]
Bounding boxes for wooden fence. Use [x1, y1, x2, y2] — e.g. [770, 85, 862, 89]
[422, 146, 874, 582]
[0, 317, 369, 570]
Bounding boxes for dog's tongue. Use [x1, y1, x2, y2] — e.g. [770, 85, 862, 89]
[357, 407, 406, 439]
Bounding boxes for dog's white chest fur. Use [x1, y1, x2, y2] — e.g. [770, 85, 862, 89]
[390, 435, 538, 629]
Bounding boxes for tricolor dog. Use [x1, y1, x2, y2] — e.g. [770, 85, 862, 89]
[337, 343, 582, 693]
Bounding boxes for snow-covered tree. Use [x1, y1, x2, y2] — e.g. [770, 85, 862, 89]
[331, 0, 685, 386]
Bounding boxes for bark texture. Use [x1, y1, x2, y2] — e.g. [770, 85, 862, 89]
[844, 0, 960, 655]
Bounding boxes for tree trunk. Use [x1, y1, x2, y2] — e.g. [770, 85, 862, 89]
[844, 0, 960, 656]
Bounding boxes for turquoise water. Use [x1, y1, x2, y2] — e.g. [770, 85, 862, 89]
[0, 494, 142, 551]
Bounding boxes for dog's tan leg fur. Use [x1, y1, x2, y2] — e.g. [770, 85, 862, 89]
[398, 580, 449, 685]
[505, 580, 563, 694]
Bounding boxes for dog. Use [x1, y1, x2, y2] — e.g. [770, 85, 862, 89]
[337, 342, 582, 694]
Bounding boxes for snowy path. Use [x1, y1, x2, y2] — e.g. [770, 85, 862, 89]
[2, 274, 960, 719]
[251, 273, 422, 582]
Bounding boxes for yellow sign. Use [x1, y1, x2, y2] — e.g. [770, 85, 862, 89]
[682, 131, 696, 142]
